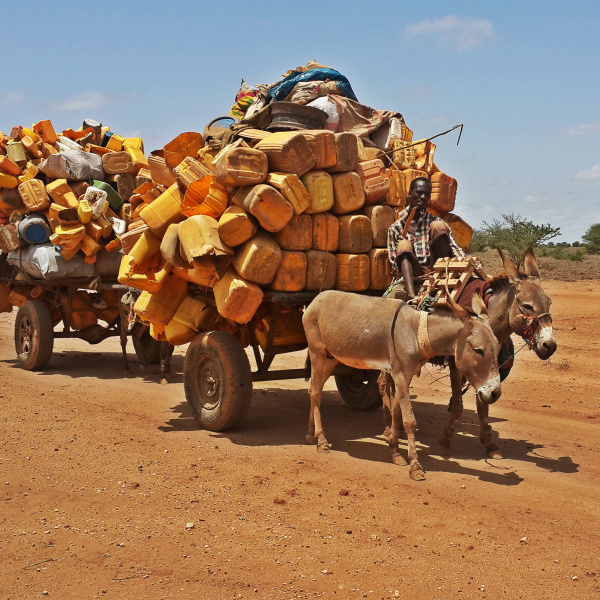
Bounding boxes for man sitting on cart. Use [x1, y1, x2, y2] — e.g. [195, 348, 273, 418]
[387, 176, 465, 299]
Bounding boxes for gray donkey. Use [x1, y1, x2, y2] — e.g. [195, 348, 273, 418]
[303, 290, 501, 480]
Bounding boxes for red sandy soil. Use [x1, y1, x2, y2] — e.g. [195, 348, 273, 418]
[1, 279, 599, 600]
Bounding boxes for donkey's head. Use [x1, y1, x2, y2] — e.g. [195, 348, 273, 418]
[447, 293, 502, 405]
[499, 247, 556, 360]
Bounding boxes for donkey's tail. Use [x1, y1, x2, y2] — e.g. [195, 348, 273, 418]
[304, 352, 311, 381]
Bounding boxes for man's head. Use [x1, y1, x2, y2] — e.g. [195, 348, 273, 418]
[408, 177, 432, 213]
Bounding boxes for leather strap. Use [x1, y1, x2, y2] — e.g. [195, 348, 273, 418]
[417, 311, 436, 360]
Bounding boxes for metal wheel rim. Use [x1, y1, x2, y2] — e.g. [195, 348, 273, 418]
[17, 315, 33, 357]
[198, 357, 222, 411]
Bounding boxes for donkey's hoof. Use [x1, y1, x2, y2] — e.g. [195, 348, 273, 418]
[438, 441, 451, 457]
[409, 464, 426, 481]
[159, 376, 169, 385]
[392, 453, 408, 467]
[317, 441, 331, 453]
[487, 448, 503, 459]
[305, 434, 318, 446]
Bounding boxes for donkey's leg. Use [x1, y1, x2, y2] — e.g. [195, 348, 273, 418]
[118, 302, 131, 375]
[158, 342, 175, 385]
[438, 365, 465, 455]
[306, 350, 338, 452]
[393, 375, 424, 478]
[387, 393, 408, 467]
[477, 401, 502, 459]
[379, 372, 393, 440]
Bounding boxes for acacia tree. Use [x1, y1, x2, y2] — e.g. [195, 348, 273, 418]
[582, 223, 600, 254]
[481, 213, 561, 268]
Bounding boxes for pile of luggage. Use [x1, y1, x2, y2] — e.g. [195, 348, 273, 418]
[0, 61, 473, 345]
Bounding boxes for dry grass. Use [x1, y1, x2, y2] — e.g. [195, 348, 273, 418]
[472, 249, 600, 281]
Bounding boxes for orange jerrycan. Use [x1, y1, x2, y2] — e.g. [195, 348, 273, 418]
[364, 205, 395, 248]
[217, 206, 258, 247]
[301, 130, 336, 169]
[272, 213, 312, 251]
[255, 131, 316, 176]
[231, 184, 294, 232]
[213, 143, 268, 187]
[335, 254, 370, 292]
[356, 159, 390, 205]
[368, 248, 393, 290]
[331, 171, 365, 215]
[338, 215, 372, 254]
[304, 250, 337, 291]
[429, 172, 457, 215]
[232, 230, 282, 285]
[268, 250, 307, 292]
[311, 212, 339, 252]
[301, 171, 334, 214]
[213, 268, 264, 324]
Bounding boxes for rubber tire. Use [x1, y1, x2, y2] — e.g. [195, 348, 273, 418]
[131, 323, 161, 365]
[184, 331, 252, 432]
[14, 299, 54, 371]
[335, 369, 382, 411]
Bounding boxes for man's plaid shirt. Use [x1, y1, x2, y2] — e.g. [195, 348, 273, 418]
[387, 206, 466, 276]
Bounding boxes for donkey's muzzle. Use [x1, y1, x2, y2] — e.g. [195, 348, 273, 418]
[477, 382, 502, 405]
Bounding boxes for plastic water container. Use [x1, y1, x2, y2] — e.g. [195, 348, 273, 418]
[0, 155, 22, 175]
[255, 131, 316, 176]
[102, 151, 133, 175]
[213, 268, 264, 325]
[69, 290, 99, 330]
[368, 248, 393, 290]
[139, 183, 185, 238]
[254, 311, 307, 350]
[134, 273, 188, 326]
[178, 215, 233, 265]
[231, 184, 294, 232]
[18, 179, 50, 212]
[441, 213, 473, 251]
[217, 206, 258, 247]
[163, 132, 204, 168]
[92, 180, 124, 212]
[311, 212, 339, 252]
[335, 254, 370, 291]
[118, 253, 171, 293]
[32, 119, 58, 144]
[213, 145, 268, 187]
[172, 262, 220, 289]
[364, 205, 395, 248]
[429, 172, 457, 215]
[356, 159, 390, 205]
[232, 230, 282, 285]
[148, 153, 177, 187]
[304, 250, 337, 291]
[268, 250, 307, 292]
[338, 215, 372, 253]
[272, 213, 312, 251]
[384, 168, 405, 208]
[301, 130, 336, 169]
[301, 171, 334, 214]
[331, 171, 365, 215]
[326, 132, 359, 173]
[18, 214, 52, 244]
[265, 172, 312, 215]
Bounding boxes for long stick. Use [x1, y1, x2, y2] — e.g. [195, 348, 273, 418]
[402, 206, 418, 238]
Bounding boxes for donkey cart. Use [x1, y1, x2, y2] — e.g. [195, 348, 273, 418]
[182, 289, 383, 432]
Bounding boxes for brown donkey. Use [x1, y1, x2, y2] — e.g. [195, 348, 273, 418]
[439, 247, 556, 458]
[303, 290, 501, 480]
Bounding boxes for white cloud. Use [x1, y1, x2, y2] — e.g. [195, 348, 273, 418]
[562, 122, 600, 136]
[396, 85, 435, 101]
[575, 164, 600, 180]
[49, 91, 109, 112]
[0, 90, 26, 105]
[404, 15, 494, 50]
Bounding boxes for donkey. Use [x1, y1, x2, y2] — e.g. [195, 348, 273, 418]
[303, 290, 501, 480]
[438, 247, 556, 458]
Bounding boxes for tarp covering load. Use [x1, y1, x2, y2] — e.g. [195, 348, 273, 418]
[0, 61, 473, 348]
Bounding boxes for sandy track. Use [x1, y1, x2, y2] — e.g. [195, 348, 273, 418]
[0, 280, 599, 600]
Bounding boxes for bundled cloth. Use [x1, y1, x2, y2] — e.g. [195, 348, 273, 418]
[268, 68, 358, 103]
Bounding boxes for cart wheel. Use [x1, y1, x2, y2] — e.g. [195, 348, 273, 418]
[14, 299, 54, 371]
[184, 331, 252, 432]
[131, 323, 161, 365]
[335, 369, 382, 410]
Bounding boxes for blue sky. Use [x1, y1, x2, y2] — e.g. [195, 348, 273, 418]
[1, 0, 599, 243]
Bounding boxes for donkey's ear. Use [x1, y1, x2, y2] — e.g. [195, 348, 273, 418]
[497, 248, 522, 285]
[522, 247, 541, 279]
[471, 290, 488, 317]
[446, 293, 470, 323]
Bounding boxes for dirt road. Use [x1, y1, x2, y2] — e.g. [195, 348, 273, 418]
[1, 279, 599, 600]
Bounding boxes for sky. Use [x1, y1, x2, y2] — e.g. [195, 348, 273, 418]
[1, 0, 599, 243]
